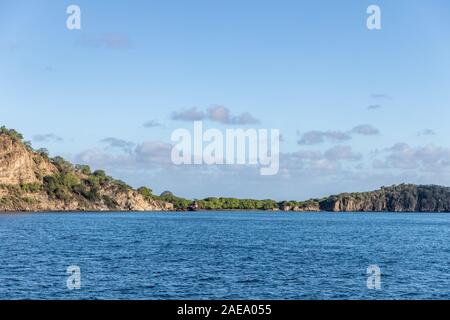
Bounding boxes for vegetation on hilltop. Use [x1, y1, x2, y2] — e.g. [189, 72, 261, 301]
[0, 126, 172, 211]
[2, 126, 450, 212]
[318, 184, 450, 212]
[198, 198, 279, 210]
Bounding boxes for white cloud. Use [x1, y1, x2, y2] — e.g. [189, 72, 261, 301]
[324, 146, 362, 161]
[207, 105, 260, 125]
[171, 107, 205, 121]
[297, 130, 352, 145]
[351, 124, 380, 136]
[32, 133, 63, 143]
[370, 93, 392, 100]
[417, 129, 436, 136]
[143, 120, 161, 128]
[297, 124, 379, 145]
[374, 143, 450, 171]
[171, 105, 260, 125]
[100, 137, 134, 154]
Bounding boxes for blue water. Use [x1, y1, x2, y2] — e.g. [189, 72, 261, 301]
[0, 212, 449, 300]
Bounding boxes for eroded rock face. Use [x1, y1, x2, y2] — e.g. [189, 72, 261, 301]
[2, 130, 450, 213]
[99, 187, 174, 211]
[0, 133, 173, 212]
[318, 185, 450, 212]
[0, 135, 57, 185]
[279, 202, 321, 212]
[0, 190, 174, 212]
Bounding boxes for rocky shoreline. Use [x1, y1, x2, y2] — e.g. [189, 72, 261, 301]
[2, 127, 450, 213]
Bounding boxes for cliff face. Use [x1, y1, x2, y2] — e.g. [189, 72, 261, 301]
[279, 202, 320, 212]
[317, 184, 450, 212]
[0, 134, 57, 185]
[0, 130, 173, 212]
[0, 186, 173, 212]
[2, 127, 450, 213]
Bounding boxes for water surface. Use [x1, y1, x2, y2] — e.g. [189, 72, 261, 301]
[0, 212, 449, 299]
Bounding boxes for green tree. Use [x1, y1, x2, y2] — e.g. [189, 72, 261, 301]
[138, 187, 153, 199]
[75, 164, 91, 175]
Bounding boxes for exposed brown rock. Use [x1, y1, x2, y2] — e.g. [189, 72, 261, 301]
[0, 132, 173, 212]
[318, 184, 450, 212]
[0, 135, 57, 185]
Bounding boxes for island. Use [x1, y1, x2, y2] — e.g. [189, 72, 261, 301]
[1, 126, 450, 213]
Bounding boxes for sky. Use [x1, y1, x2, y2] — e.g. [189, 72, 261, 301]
[1, 0, 450, 200]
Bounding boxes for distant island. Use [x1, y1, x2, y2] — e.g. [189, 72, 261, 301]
[1, 126, 450, 213]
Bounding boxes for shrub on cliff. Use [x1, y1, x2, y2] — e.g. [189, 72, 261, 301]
[138, 187, 153, 199]
[158, 192, 191, 210]
[20, 183, 42, 193]
[197, 197, 278, 210]
[0, 126, 24, 142]
[75, 164, 91, 175]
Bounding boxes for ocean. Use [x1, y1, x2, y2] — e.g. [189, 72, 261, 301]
[0, 212, 449, 299]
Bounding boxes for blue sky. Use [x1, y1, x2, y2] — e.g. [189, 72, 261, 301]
[2, 0, 450, 200]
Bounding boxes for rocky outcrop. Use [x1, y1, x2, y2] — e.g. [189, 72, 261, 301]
[0, 129, 173, 212]
[0, 134, 57, 185]
[2, 126, 450, 213]
[317, 184, 450, 212]
[280, 202, 320, 212]
[275, 185, 450, 213]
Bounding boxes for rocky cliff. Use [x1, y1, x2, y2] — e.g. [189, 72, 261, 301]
[316, 184, 450, 212]
[0, 127, 173, 212]
[2, 126, 450, 213]
[0, 133, 57, 185]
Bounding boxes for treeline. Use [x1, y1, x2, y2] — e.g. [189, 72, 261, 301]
[3, 126, 450, 212]
[137, 192, 279, 211]
[136, 189, 281, 211]
[146, 184, 450, 212]
[43, 158, 131, 208]
[198, 198, 279, 210]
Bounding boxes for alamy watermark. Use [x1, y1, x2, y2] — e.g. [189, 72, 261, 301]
[66, 4, 380, 31]
[367, 5, 381, 30]
[171, 121, 280, 176]
[66, 5, 81, 30]
[367, 265, 381, 290]
[66, 265, 81, 290]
